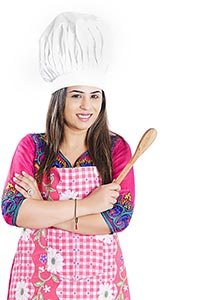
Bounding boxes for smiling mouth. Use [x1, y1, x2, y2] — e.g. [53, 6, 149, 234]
[76, 113, 92, 121]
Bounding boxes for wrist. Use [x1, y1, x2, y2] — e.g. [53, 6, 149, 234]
[76, 196, 93, 217]
[74, 199, 78, 230]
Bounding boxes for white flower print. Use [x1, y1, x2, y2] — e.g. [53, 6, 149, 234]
[39, 266, 45, 273]
[123, 284, 129, 292]
[59, 189, 78, 200]
[98, 283, 114, 300]
[95, 235, 114, 244]
[21, 228, 32, 241]
[15, 282, 29, 300]
[43, 284, 51, 293]
[46, 247, 64, 274]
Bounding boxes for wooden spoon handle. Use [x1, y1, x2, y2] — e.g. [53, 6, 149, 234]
[115, 128, 157, 184]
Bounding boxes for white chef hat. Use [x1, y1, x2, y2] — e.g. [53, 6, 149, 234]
[39, 12, 111, 93]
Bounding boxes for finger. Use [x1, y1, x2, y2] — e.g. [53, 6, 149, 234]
[108, 203, 114, 210]
[17, 172, 42, 197]
[109, 200, 117, 208]
[13, 176, 29, 191]
[15, 172, 35, 186]
[22, 171, 35, 183]
[111, 190, 120, 199]
[111, 198, 118, 204]
[110, 182, 121, 191]
[15, 184, 29, 198]
[14, 173, 31, 186]
[109, 197, 117, 206]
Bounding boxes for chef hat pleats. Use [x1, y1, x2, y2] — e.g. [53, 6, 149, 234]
[39, 12, 111, 93]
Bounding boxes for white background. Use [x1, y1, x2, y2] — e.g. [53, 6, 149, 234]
[0, 0, 200, 299]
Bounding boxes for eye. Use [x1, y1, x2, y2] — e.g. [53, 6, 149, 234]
[91, 94, 101, 100]
[71, 94, 82, 99]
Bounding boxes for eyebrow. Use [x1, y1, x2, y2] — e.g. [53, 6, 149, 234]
[68, 90, 102, 94]
[90, 90, 102, 94]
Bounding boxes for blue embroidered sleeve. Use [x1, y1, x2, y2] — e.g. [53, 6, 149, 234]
[2, 184, 25, 226]
[101, 136, 135, 233]
[1, 134, 36, 226]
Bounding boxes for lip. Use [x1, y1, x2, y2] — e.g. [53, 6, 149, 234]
[76, 113, 92, 121]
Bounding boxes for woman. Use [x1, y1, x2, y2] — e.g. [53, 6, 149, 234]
[1, 12, 135, 300]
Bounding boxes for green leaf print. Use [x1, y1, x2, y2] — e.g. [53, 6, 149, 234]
[41, 229, 46, 237]
[34, 229, 47, 250]
[39, 291, 44, 299]
[116, 266, 127, 300]
[33, 291, 44, 300]
[51, 274, 59, 283]
[34, 234, 39, 241]
[34, 281, 44, 287]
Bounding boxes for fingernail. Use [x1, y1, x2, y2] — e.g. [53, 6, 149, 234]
[14, 172, 20, 177]
[22, 171, 26, 175]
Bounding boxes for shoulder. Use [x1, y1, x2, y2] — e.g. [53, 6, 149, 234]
[18, 133, 45, 144]
[111, 132, 131, 153]
[16, 133, 46, 152]
[31, 133, 46, 147]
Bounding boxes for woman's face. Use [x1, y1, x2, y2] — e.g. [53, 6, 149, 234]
[64, 85, 103, 133]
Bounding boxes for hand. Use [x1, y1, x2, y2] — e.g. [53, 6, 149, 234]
[13, 171, 43, 200]
[83, 182, 121, 215]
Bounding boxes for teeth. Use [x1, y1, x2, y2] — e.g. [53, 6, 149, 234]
[77, 114, 91, 119]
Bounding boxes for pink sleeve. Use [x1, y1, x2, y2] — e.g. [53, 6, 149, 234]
[101, 136, 135, 233]
[1, 134, 35, 226]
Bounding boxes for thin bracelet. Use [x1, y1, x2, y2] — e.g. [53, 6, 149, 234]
[74, 199, 78, 230]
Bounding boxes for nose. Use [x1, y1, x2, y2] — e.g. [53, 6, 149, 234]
[80, 96, 91, 110]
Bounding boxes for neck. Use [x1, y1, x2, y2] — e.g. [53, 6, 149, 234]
[60, 127, 87, 150]
[59, 128, 88, 166]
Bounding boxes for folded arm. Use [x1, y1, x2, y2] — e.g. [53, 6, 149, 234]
[11, 171, 120, 231]
[2, 134, 135, 235]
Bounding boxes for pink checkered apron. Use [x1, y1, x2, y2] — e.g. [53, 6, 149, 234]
[7, 167, 131, 299]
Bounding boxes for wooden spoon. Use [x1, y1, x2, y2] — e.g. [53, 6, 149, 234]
[115, 128, 157, 184]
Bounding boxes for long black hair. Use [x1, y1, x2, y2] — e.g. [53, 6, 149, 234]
[36, 88, 113, 184]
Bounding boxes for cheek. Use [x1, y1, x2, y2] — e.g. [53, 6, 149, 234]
[63, 103, 76, 117]
[94, 101, 103, 113]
